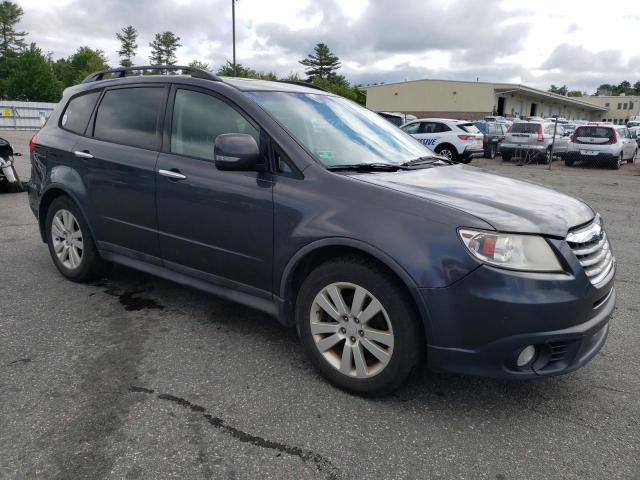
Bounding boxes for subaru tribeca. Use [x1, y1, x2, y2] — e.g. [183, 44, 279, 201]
[27, 66, 615, 396]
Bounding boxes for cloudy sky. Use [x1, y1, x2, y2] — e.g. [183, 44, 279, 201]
[16, 0, 640, 93]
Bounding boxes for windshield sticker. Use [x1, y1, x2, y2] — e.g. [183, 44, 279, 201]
[316, 150, 335, 160]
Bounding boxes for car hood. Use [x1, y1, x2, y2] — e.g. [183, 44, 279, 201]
[350, 165, 594, 237]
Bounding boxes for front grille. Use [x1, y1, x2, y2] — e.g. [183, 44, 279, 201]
[567, 215, 614, 286]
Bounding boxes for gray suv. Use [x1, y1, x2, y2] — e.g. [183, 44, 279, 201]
[500, 121, 570, 163]
[26, 66, 614, 396]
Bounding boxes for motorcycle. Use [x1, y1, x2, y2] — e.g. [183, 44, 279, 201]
[0, 136, 24, 193]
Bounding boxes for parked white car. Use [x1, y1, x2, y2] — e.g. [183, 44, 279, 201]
[565, 124, 637, 169]
[400, 118, 484, 163]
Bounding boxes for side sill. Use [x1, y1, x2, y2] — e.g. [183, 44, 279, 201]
[99, 250, 279, 319]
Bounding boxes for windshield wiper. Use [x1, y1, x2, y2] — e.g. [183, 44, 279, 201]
[327, 163, 407, 172]
[401, 156, 455, 167]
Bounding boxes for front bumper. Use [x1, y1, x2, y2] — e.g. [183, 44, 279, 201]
[420, 254, 615, 379]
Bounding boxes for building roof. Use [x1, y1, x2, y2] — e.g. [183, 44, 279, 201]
[363, 78, 607, 112]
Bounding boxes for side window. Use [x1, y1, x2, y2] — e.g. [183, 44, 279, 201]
[171, 89, 259, 160]
[273, 145, 295, 176]
[93, 87, 164, 150]
[434, 123, 451, 133]
[61, 91, 101, 135]
[419, 122, 437, 133]
[401, 122, 420, 134]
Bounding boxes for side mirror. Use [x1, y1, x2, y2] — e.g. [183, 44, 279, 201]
[214, 133, 261, 171]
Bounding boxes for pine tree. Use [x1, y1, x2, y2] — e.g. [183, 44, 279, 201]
[7, 43, 61, 101]
[149, 31, 181, 65]
[299, 43, 340, 81]
[116, 25, 137, 67]
[188, 59, 209, 71]
[0, 1, 26, 63]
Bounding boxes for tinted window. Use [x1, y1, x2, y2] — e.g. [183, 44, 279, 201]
[575, 127, 614, 139]
[419, 122, 438, 133]
[61, 91, 101, 135]
[94, 87, 164, 149]
[171, 89, 259, 160]
[401, 122, 420, 134]
[511, 123, 540, 134]
[434, 123, 451, 133]
[458, 123, 481, 133]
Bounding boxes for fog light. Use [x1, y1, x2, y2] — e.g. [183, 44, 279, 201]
[517, 345, 536, 367]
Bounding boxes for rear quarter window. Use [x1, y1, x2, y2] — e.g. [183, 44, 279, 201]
[61, 91, 101, 135]
[458, 123, 481, 133]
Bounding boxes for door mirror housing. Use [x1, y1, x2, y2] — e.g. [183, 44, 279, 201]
[214, 133, 261, 171]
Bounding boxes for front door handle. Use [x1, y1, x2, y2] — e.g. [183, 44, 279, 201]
[73, 150, 93, 159]
[159, 169, 187, 180]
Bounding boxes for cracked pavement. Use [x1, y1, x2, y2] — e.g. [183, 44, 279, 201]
[1, 131, 639, 479]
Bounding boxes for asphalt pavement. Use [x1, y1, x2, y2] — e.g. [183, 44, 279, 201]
[1, 130, 639, 479]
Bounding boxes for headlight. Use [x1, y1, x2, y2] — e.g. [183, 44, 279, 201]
[458, 229, 563, 272]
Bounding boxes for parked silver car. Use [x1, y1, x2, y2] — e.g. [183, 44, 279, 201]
[565, 124, 637, 169]
[499, 121, 570, 163]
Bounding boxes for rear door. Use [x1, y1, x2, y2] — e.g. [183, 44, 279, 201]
[73, 84, 167, 260]
[573, 126, 615, 155]
[155, 85, 274, 294]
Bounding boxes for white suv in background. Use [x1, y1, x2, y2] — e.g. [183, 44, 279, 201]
[566, 124, 637, 169]
[400, 118, 484, 163]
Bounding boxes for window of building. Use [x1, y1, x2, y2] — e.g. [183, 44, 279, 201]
[61, 91, 101, 135]
[93, 87, 164, 149]
[623, 103, 628, 110]
[630, 102, 634, 110]
[171, 89, 259, 160]
[618, 103, 622, 109]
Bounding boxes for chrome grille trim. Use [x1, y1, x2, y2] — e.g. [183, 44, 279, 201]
[567, 215, 615, 287]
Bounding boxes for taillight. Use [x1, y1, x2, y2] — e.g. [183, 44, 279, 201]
[457, 134, 472, 140]
[29, 134, 38, 153]
[607, 130, 617, 144]
[483, 136, 488, 144]
[537, 124, 544, 143]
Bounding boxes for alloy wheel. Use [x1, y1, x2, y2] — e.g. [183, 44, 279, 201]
[51, 209, 84, 270]
[309, 282, 394, 378]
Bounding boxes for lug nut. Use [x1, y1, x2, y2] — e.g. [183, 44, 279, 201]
[358, 330, 364, 336]
[350, 336, 356, 343]
[342, 315, 348, 321]
[339, 327, 346, 334]
[354, 318, 360, 324]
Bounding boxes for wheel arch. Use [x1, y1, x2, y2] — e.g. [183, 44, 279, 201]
[435, 142, 458, 155]
[277, 238, 432, 341]
[38, 184, 96, 246]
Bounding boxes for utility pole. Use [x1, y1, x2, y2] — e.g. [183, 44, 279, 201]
[232, 0, 237, 77]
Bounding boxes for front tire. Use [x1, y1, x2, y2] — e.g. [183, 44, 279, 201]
[46, 196, 108, 282]
[296, 257, 423, 396]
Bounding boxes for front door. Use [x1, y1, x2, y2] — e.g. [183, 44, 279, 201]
[156, 86, 274, 295]
[74, 85, 166, 259]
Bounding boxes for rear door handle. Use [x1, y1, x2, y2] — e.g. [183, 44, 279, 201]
[74, 150, 93, 159]
[158, 169, 187, 180]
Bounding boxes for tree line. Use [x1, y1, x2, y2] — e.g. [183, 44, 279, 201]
[548, 80, 640, 98]
[0, 1, 364, 104]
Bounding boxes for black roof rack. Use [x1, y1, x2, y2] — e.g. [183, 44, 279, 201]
[276, 80, 329, 92]
[81, 65, 223, 84]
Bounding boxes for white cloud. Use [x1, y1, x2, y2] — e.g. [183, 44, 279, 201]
[15, 0, 640, 93]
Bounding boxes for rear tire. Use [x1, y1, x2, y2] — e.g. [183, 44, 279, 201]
[0, 158, 23, 193]
[435, 145, 458, 163]
[564, 157, 574, 166]
[612, 153, 622, 170]
[484, 144, 496, 159]
[629, 149, 637, 164]
[296, 257, 423, 396]
[46, 196, 109, 282]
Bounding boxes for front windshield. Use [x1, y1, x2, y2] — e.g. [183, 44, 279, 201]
[246, 91, 433, 167]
